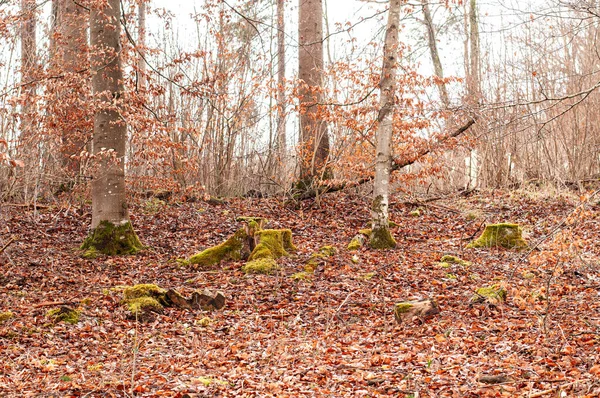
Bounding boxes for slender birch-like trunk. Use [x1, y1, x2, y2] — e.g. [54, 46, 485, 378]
[370, 0, 401, 249]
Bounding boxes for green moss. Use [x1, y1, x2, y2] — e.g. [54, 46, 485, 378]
[195, 376, 228, 387]
[189, 228, 248, 268]
[122, 284, 168, 315]
[46, 307, 80, 324]
[318, 245, 336, 256]
[143, 198, 166, 214]
[249, 229, 295, 260]
[358, 228, 372, 236]
[0, 311, 14, 323]
[126, 297, 163, 314]
[409, 209, 421, 217]
[242, 258, 279, 274]
[197, 317, 211, 327]
[467, 223, 528, 250]
[80, 220, 144, 256]
[394, 302, 414, 314]
[123, 284, 166, 300]
[369, 226, 396, 249]
[347, 238, 361, 251]
[471, 284, 507, 303]
[439, 255, 471, 267]
[291, 271, 312, 280]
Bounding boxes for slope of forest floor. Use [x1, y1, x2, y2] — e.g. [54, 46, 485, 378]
[1, 189, 599, 397]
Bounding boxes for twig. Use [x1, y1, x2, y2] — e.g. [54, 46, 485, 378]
[526, 381, 577, 398]
[0, 237, 16, 254]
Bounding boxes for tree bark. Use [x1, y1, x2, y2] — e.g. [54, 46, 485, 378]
[276, 0, 286, 171]
[421, 0, 449, 107]
[370, 0, 401, 250]
[298, 0, 330, 185]
[90, 0, 129, 230]
[137, 0, 147, 90]
[467, 0, 481, 101]
[56, 0, 89, 175]
[20, 0, 37, 139]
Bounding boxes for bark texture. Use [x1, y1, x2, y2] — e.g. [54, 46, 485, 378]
[20, 0, 37, 139]
[89, 0, 129, 230]
[298, 0, 330, 182]
[276, 0, 286, 169]
[370, 0, 401, 250]
[137, 0, 147, 90]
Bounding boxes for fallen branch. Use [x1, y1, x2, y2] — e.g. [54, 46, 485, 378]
[526, 381, 577, 398]
[292, 118, 477, 200]
[0, 236, 16, 254]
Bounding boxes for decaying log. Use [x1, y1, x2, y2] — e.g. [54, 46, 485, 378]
[394, 298, 440, 323]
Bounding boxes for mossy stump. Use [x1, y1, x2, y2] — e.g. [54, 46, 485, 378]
[394, 299, 440, 324]
[188, 229, 249, 269]
[467, 223, 528, 250]
[185, 217, 297, 275]
[80, 220, 143, 258]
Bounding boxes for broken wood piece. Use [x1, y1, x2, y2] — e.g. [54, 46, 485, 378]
[477, 374, 511, 384]
[394, 298, 440, 323]
[190, 289, 226, 310]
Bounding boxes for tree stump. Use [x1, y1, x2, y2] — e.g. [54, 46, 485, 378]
[467, 223, 528, 249]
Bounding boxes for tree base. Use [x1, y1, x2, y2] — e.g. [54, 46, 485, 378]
[369, 226, 397, 249]
[467, 223, 528, 250]
[80, 220, 143, 257]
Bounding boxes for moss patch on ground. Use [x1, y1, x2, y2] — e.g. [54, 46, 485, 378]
[0, 311, 14, 323]
[46, 307, 80, 324]
[471, 284, 507, 304]
[438, 254, 471, 268]
[467, 223, 528, 250]
[304, 245, 337, 272]
[80, 220, 144, 257]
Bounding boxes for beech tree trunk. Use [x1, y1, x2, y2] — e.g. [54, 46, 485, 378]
[90, 0, 129, 230]
[370, 0, 401, 250]
[56, 0, 89, 175]
[421, 0, 449, 107]
[276, 0, 286, 170]
[298, 0, 330, 185]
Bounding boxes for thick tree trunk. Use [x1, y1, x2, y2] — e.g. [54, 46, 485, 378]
[370, 0, 401, 250]
[298, 0, 330, 185]
[56, 0, 89, 175]
[276, 0, 286, 171]
[82, 0, 141, 256]
[421, 0, 449, 107]
[90, 0, 128, 229]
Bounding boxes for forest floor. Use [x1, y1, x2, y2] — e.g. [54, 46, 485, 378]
[1, 188, 599, 397]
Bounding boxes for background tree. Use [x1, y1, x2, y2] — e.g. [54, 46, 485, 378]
[297, 0, 331, 189]
[80, 0, 142, 256]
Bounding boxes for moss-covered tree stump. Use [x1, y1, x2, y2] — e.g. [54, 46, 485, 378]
[347, 222, 398, 251]
[185, 217, 297, 275]
[467, 223, 528, 250]
[394, 299, 440, 324]
[80, 220, 144, 258]
[46, 306, 80, 324]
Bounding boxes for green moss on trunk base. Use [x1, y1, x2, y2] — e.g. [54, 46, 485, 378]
[242, 258, 279, 274]
[369, 226, 396, 249]
[80, 220, 143, 257]
[467, 223, 528, 250]
[189, 229, 248, 268]
[249, 229, 295, 260]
